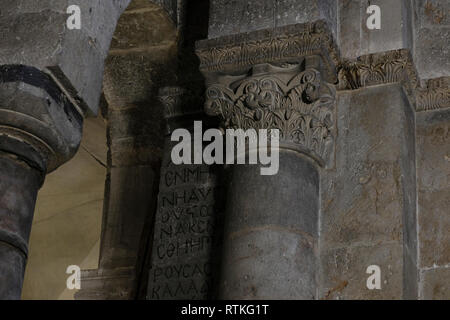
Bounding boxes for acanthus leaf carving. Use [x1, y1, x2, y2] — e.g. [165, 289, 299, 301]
[337, 49, 419, 93]
[336, 50, 450, 112]
[196, 21, 339, 84]
[205, 66, 336, 168]
[416, 77, 450, 112]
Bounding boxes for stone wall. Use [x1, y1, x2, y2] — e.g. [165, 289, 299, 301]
[1, 0, 448, 300]
[74, 0, 179, 300]
[413, 0, 450, 79]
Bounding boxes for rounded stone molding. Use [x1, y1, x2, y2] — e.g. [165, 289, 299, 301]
[0, 65, 84, 173]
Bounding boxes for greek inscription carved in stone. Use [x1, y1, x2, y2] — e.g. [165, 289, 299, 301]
[148, 144, 221, 299]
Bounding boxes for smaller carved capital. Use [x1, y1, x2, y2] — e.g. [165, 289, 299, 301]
[158, 86, 202, 120]
[416, 77, 450, 112]
[336, 50, 450, 112]
[158, 86, 213, 134]
[337, 49, 419, 93]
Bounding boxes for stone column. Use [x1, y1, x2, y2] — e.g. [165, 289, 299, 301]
[0, 153, 43, 299]
[147, 87, 224, 300]
[73, 1, 180, 299]
[415, 78, 450, 299]
[0, 65, 83, 299]
[219, 151, 320, 299]
[196, 22, 337, 299]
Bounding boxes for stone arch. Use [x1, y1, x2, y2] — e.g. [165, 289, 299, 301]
[0, 0, 134, 299]
[74, 0, 182, 300]
[1, 0, 214, 300]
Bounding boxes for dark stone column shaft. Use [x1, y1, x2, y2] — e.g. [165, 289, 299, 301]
[0, 65, 84, 299]
[0, 153, 43, 299]
[219, 150, 319, 299]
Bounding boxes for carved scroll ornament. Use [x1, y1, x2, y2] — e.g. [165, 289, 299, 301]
[205, 65, 336, 167]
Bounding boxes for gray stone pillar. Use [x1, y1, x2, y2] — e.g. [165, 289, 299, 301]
[74, 0, 180, 300]
[415, 78, 450, 299]
[0, 65, 83, 299]
[147, 87, 223, 300]
[220, 152, 319, 299]
[196, 23, 337, 299]
[0, 153, 43, 299]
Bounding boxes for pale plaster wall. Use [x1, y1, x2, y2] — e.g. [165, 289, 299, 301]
[21, 116, 107, 300]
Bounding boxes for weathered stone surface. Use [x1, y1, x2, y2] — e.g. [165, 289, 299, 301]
[80, 116, 108, 166]
[321, 243, 403, 299]
[0, 0, 132, 114]
[0, 64, 86, 300]
[415, 0, 450, 28]
[319, 84, 416, 299]
[2, 0, 449, 301]
[219, 151, 319, 299]
[416, 109, 450, 269]
[360, 0, 413, 55]
[197, 22, 339, 299]
[99, 165, 158, 270]
[208, 0, 337, 39]
[416, 77, 450, 111]
[0, 244, 27, 300]
[153, 0, 180, 24]
[0, 68, 84, 172]
[108, 107, 165, 160]
[147, 87, 223, 300]
[147, 140, 222, 300]
[413, 0, 450, 79]
[74, 1, 180, 300]
[338, 0, 361, 58]
[120, 0, 180, 25]
[110, 7, 177, 50]
[197, 21, 340, 93]
[221, 225, 317, 299]
[414, 27, 450, 79]
[420, 267, 450, 299]
[103, 52, 177, 109]
[339, 0, 413, 59]
[75, 267, 136, 300]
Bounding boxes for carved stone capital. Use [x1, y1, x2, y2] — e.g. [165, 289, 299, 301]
[196, 21, 340, 84]
[0, 65, 84, 174]
[337, 49, 419, 93]
[204, 64, 336, 168]
[158, 86, 218, 134]
[158, 86, 203, 120]
[337, 50, 450, 112]
[196, 22, 339, 168]
[416, 77, 450, 112]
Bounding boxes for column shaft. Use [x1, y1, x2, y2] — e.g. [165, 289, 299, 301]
[219, 150, 319, 299]
[0, 153, 43, 299]
[0, 65, 84, 299]
[196, 22, 337, 300]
